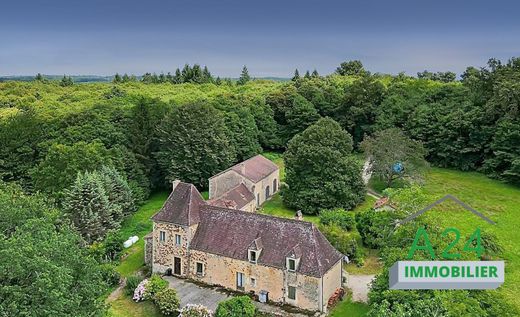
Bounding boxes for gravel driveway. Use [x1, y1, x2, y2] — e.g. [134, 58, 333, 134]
[345, 274, 375, 303]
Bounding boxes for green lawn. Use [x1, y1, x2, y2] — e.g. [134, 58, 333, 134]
[108, 294, 162, 317]
[345, 249, 382, 275]
[262, 151, 285, 181]
[330, 298, 370, 317]
[418, 168, 520, 309]
[116, 191, 169, 277]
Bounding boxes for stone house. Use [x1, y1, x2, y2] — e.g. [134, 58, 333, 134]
[146, 180, 344, 313]
[208, 155, 280, 210]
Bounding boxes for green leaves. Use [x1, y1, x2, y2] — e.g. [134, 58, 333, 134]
[283, 118, 365, 214]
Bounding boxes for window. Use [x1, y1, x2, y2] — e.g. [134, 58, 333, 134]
[236, 272, 245, 290]
[175, 234, 181, 246]
[249, 250, 257, 263]
[288, 286, 296, 300]
[250, 277, 257, 287]
[196, 262, 204, 276]
[287, 258, 296, 272]
[159, 231, 166, 242]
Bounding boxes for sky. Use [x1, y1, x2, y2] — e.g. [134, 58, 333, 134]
[1, 0, 519, 77]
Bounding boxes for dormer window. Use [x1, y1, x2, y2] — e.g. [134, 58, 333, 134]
[249, 250, 258, 264]
[286, 244, 301, 272]
[248, 237, 263, 264]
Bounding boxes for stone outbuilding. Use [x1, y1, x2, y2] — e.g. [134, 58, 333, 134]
[208, 155, 279, 210]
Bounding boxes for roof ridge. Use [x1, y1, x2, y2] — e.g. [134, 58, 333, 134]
[202, 204, 314, 227]
[310, 225, 324, 276]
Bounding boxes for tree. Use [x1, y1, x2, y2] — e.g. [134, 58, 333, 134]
[62, 170, 122, 243]
[292, 69, 300, 81]
[99, 165, 136, 215]
[282, 95, 321, 142]
[113, 73, 122, 83]
[155, 103, 236, 188]
[336, 60, 368, 76]
[60, 75, 73, 87]
[237, 66, 251, 85]
[361, 128, 428, 187]
[304, 70, 311, 79]
[31, 141, 113, 200]
[283, 118, 366, 214]
[0, 184, 107, 316]
[311, 69, 319, 78]
[215, 296, 256, 317]
[35, 73, 44, 81]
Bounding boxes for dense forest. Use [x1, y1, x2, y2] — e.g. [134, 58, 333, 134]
[1, 59, 519, 316]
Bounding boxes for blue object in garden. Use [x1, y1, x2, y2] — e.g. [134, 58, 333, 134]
[393, 162, 404, 173]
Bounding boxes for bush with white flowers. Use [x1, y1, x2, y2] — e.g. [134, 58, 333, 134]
[133, 279, 149, 302]
[179, 304, 213, 317]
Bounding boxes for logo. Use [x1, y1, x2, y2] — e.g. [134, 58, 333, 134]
[389, 195, 504, 290]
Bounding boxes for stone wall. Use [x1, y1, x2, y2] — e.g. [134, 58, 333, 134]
[152, 222, 196, 276]
[321, 259, 342, 312]
[209, 170, 249, 199]
[144, 235, 153, 265]
[188, 250, 321, 311]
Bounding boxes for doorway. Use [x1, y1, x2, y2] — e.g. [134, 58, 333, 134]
[174, 257, 182, 275]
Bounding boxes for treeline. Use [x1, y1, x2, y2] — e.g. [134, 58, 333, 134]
[113, 64, 251, 85]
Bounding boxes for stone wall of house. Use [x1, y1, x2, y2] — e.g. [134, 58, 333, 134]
[209, 170, 250, 199]
[152, 222, 194, 276]
[321, 260, 342, 312]
[240, 200, 256, 212]
[144, 235, 153, 265]
[188, 250, 321, 312]
[251, 170, 280, 207]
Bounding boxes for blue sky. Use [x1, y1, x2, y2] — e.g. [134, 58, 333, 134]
[1, 0, 519, 77]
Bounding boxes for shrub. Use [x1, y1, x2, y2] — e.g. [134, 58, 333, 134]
[319, 224, 362, 263]
[179, 304, 213, 317]
[215, 296, 256, 317]
[133, 279, 149, 302]
[99, 263, 121, 287]
[356, 210, 397, 249]
[126, 274, 144, 296]
[319, 208, 356, 230]
[154, 288, 180, 316]
[145, 274, 168, 300]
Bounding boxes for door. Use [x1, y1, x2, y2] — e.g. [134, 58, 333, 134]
[265, 186, 270, 200]
[174, 257, 181, 275]
[273, 179, 277, 192]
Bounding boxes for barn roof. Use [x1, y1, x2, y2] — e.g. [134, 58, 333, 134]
[210, 155, 279, 183]
[207, 183, 255, 210]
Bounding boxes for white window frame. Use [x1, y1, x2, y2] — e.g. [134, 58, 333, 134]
[250, 277, 257, 287]
[196, 262, 204, 276]
[175, 234, 182, 246]
[287, 258, 296, 272]
[288, 285, 296, 300]
[159, 231, 166, 242]
[236, 272, 245, 290]
[249, 250, 258, 264]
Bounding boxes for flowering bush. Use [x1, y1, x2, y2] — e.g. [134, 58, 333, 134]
[145, 274, 168, 300]
[133, 279, 149, 302]
[179, 304, 213, 317]
[154, 288, 180, 316]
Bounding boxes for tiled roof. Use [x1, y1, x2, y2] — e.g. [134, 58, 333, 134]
[191, 205, 343, 277]
[207, 183, 255, 210]
[151, 182, 205, 226]
[210, 155, 279, 183]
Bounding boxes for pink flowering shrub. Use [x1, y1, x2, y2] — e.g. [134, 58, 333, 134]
[179, 304, 213, 317]
[133, 279, 149, 302]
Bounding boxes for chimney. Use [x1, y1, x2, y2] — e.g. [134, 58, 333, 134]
[240, 163, 246, 175]
[295, 210, 303, 221]
[172, 179, 181, 191]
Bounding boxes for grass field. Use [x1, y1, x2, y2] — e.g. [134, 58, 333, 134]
[329, 298, 370, 317]
[417, 168, 520, 309]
